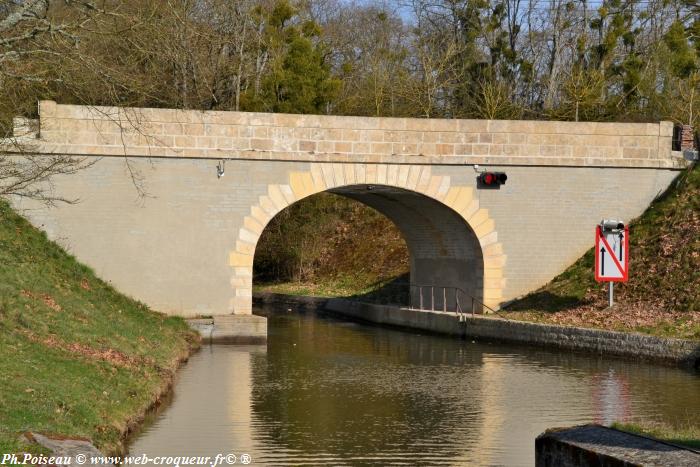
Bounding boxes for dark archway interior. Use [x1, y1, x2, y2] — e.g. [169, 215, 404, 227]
[255, 184, 484, 312]
[333, 185, 484, 311]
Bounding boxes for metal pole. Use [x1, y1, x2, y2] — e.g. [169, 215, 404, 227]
[431, 286, 434, 311]
[608, 282, 614, 308]
[419, 287, 423, 310]
[443, 288, 447, 312]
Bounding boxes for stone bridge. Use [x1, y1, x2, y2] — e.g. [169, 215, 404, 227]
[4, 101, 689, 317]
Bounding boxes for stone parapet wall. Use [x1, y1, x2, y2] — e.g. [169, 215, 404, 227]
[29, 101, 686, 169]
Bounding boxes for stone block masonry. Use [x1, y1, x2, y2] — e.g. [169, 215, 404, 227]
[2, 102, 690, 317]
[29, 101, 686, 168]
[187, 315, 267, 344]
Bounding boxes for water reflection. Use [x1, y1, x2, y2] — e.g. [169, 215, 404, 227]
[128, 309, 700, 466]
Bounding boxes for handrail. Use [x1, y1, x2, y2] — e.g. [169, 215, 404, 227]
[408, 283, 499, 318]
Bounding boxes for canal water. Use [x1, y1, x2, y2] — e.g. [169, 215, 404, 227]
[128, 308, 700, 466]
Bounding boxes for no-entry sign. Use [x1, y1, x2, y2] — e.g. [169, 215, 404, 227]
[595, 225, 629, 282]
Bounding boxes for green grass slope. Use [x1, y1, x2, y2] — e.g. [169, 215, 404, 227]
[612, 422, 700, 450]
[0, 200, 198, 455]
[254, 192, 409, 297]
[504, 163, 699, 339]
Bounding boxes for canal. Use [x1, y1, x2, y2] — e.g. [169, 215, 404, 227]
[128, 307, 700, 466]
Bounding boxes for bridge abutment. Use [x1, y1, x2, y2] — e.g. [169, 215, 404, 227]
[1, 102, 688, 317]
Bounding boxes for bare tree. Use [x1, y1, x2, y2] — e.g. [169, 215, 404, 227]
[0, 1, 109, 204]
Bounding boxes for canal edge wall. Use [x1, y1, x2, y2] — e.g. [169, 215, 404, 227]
[535, 425, 700, 466]
[253, 292, 700, 368]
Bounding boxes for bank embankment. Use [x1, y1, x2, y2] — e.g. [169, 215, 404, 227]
[255, 164, 699, 341]
[254, 292, 700, 368]
[0, 200, 199, 457]
[485, 163, 699, 340]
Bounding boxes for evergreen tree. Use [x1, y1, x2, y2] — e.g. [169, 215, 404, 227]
[242, 1, 339, 114]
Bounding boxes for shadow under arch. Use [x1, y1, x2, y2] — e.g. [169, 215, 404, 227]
[229, 164, 506, 314]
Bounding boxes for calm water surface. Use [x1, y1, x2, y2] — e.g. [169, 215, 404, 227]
[128, 308, 700, 466]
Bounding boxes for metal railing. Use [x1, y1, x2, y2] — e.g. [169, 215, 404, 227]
[409, 283, 497, 319]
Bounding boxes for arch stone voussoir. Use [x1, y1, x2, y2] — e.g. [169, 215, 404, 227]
[367, 164, 379, 183]
[268, 185, 289, 211]
[343, 164, 356, 185]
[310, 165, 326, 190]
[473, 219, 496, 239]
[243, 217, 264, 235]
[259, 195, 279, 218]
[387, 165, 399, 185]
[376, 165, 388, 184]
[250, 206, 271, 226]
[416, 167, 432, 192]
[332, 164, 346, 186]
[228, 163, 507, 315]
[406, 166, 421, 189]
[354, 164, 366, 184]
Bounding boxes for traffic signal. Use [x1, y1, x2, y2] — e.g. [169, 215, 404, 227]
[477, 171, 507, 189]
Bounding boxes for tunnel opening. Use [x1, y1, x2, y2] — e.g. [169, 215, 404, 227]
[253, 190, 411, 305]
[252, 184, 485, 313]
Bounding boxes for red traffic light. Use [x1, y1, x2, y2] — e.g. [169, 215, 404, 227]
[478, 171, 507, 187]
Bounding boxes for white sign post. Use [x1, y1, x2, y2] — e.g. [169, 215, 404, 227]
[595, 220, 629, 307]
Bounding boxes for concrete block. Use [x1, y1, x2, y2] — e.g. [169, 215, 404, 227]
[332, 164, 346, 185]
[376, 164, 388, 184]
[267, 185, 289, 211]
[343, 164, 356, 185]
[536, 425, 700, 467]
[435, 176, 451, 198]
[250, 206, 271, 226]
[229, 252, 253, 267]
[258, 195, 278, 217]
[468, 208, 490, 227]
[416, 168, 433, 192]
[310, 165, 327, 191]
[484, 254, 506, 268]
[289, 172, 311, 199]
[190, 315, 267, 344]
[279, 185, 296, 204]
[235, 240, 255, 256]
[479, 231, 499, 248]
[299, 140, 316, 152]
[425, 175, 442, 197]
[354, 164, 367, 184]
[472, 219, 495, 238]
[407, 166, 421, 189]
[387, 165, 399, 185]
[366, 164, 378, 183]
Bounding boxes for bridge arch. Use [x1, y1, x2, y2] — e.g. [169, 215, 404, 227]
[229, 163, 506, 314]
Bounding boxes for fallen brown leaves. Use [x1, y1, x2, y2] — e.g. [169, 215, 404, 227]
[506, 169, 700, 339]
[20, 290, 62, 312]
[506, 290, 700, 339]
[22, 331, 152, 368]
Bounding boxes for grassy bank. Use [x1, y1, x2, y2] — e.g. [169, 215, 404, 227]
[502, 163, 699, 340]
[256, 164, 699, 340]
[254, 192, 408, 297]
[612, 422, 700, 450]
[0, 200, 199, 456]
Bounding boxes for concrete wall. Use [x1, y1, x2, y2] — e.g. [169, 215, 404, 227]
[319, 298, 700, 367]
[536, 425, 700, 466]
[2, 102, 688, 317]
